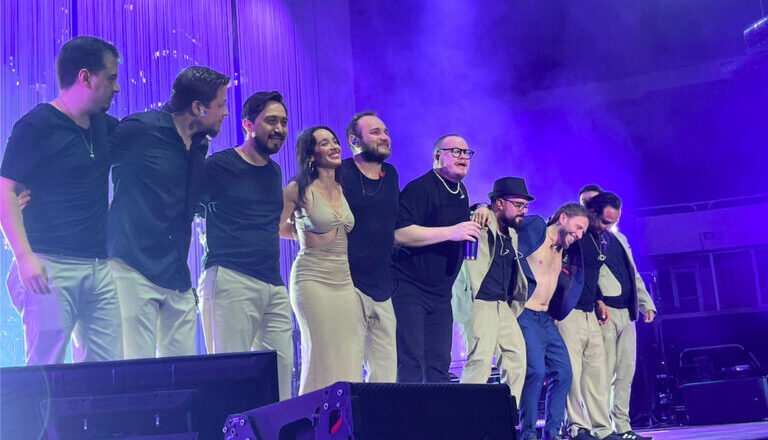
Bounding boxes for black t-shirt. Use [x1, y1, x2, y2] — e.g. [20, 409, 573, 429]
[602, 232, 634, 309]
[391, 170, 470, 298]
[476, 233, 517, 302]
[202, 148, 284, 286]
[574, 230, 603, 312]
[340, 158, 400, 301]
[0, 104, 117, 258]
[108, 108, 209, 291]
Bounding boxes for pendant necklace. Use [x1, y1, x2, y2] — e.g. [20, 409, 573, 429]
[590, 233, 607, 261]
[80, 125, 95, 160]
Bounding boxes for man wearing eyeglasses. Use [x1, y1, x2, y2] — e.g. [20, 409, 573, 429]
[391, 134, 482, 383]
[452, 177, 532, 408]
[585, 192, 656, 440]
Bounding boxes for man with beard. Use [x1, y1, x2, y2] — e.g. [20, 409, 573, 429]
[0, 36, 122, 364]
[588, 192, 655, 440]
[516, 203, 590, 440]
[452, 177, 532, 407]
[391, 134, 482, 383]
[556, 196, 623, 440]
[340, 111, 400, 382]
[108, 66, 230, 359]
[197, 91, 292, 399]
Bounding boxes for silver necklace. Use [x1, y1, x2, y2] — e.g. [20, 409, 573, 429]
[53, 99, 94, 160]
[590, 233, 607, 261]
[360, 169, 384, 196]
[433, 170, 464, 198]
[79, 125, 95, 160]
[498, 234, 510, 256]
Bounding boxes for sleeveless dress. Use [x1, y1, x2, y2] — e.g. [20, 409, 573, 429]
[289, 188, 365, 394]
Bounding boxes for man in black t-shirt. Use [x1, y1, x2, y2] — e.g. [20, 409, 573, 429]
[391, 134, 482, 383]
[0, 37, 123, 365]
[197, 91, 293, 400]
[587, 192, 656, 440]
[340, 111, 400, 382]
[109, 66, 230, 360]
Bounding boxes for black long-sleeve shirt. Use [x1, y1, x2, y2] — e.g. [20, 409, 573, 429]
[108, 107, 208, 291]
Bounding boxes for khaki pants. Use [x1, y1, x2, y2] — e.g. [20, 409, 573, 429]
[198, 265, 294, 400]
[7, 254, 123, 365]
[459, 299, 526, 405]
[356, 289, 397, 383]
[110, 258, 197, 359]
[601, 306, 637, 434]
[556, 310, 612, 439]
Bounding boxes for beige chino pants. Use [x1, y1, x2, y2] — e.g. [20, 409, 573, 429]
[459, 299, 526, 405]
[198, 265, 294, 400]
[356, 288, 398, 383]
[110, 258, 197, 360]
[556, 310, 613, 439]
[601, 306, 637, 434]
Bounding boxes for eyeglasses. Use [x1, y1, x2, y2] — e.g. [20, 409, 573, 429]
[437, 148, 475, 159]
[502, 199, 529, 210]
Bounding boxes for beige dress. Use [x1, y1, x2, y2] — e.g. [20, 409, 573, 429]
[290, 188, 365, 394]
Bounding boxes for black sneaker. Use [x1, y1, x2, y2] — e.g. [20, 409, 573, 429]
[572, 428, 599, 440]
[601, 433, 626, 440]
[618, 431, 653, 440]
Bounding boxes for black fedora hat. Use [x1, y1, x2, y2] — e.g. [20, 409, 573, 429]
[488, 177, 534, 201]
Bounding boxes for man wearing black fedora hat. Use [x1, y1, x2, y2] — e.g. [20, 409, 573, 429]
[452, 177, 533, 408]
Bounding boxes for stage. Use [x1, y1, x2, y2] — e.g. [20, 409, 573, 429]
[637, 421, 768, 440]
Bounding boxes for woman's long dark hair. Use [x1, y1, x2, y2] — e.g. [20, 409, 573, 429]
[293, 126, 343, 204]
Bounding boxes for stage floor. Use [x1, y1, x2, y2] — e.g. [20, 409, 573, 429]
[636, 421, 768, 440]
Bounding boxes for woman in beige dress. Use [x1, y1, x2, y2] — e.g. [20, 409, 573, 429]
[280, 126, 365, 394]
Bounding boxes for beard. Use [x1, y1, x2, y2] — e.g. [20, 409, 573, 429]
[255, 135, 284, 156]
[502, 214, 524, 230]
[359, 142, 391, 163]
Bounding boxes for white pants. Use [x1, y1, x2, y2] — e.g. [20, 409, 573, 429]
[356, 289, 397, 383]
[7, 253, 123, 365]
[198, 265, 294, 400]
[109, 258, 196, 359]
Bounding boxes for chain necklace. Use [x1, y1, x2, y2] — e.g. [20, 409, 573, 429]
[498, 233, 511, 256]
[52, 98, 94, 160]
[79, 125, 95, 160]
[360, 168, 384, 196]
[433, 170, 464, 198]
[590, 232, 607, 261]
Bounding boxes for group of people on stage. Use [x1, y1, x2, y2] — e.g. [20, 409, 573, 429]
[0, 36, 658, 440]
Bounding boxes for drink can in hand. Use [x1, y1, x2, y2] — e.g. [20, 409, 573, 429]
[464, 239, 478, 260]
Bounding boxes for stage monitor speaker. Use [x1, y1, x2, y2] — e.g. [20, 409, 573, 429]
[681, 375, 768, 425]
[0, 351, 278, 440]
[224, 382, 518, 440]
